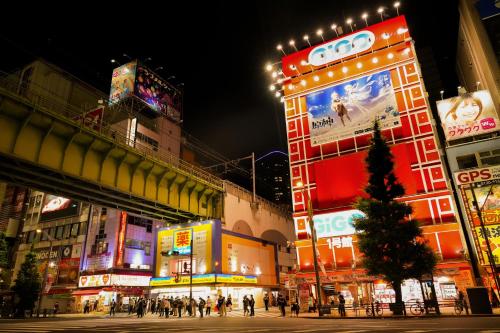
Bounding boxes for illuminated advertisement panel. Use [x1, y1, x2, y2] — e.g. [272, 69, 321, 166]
[281, 16, 409, 76]
[109, 61, 137, 104]
[156, 223, 213, 277]
[313, 209, 364, 238]
[475, 224, 500, 265]
[455, 166, 500, 266]
[173, 229, 193, 255]
[437, 90, 499, 141]
[134, 65, 178, 118]
[40, 195, 80, 222]
[306, 70, 399, 145]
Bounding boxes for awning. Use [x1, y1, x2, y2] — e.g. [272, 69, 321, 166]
[72, 288, 101, 296]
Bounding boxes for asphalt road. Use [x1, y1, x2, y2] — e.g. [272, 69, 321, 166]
[0, 316, 499, 333]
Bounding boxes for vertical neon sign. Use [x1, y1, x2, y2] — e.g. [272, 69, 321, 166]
[116, 211, 127, 266]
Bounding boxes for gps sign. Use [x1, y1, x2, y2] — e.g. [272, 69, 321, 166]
[455, 166, 500, 185]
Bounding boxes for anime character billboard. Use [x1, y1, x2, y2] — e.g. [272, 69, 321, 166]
[109, 61, 137, 104]
[305, 70, 400, 145]
[437, 90, 499, 141]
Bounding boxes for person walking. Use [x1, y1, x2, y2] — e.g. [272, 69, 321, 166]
[226, 295, 233, 312]
[151, 298, 156, 314]
[53, 302, 59, 316]
[338, 294, 346, 317]
[249, 295, 255, 317]
[263, 293, 270, 311]
[128, 298, 134, 315]
[220, 296, 227, 316]
[164, 297, 170, 318]
[177, 297, 183, 318]
[158, 297, 165, 317]
[110, 299, 116, 317]
[94, 299, 98, 312]
[198, 297, 205, 318]
[243, 296, 249, 316]
[206, 296, 212, 316]
[277, 294, 286, 317]
[83, 300, 90, 314]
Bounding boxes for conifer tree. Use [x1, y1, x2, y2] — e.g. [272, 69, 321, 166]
[354, 121, 436, 314]
[12, 249, 41, 315]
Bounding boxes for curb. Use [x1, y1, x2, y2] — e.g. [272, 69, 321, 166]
[302, 314, 500, 319]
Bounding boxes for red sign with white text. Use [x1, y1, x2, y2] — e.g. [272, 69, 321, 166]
[281, 15, 409, 77]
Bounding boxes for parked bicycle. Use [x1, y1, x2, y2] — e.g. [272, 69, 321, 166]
[454, 299, 464, 315]
[365, 301, 383, 317]
[410, 300, 426, 316]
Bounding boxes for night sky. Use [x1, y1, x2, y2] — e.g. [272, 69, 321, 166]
[0, 1, 459, 160]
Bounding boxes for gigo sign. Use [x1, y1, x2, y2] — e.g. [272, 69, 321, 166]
[455, 166, 500, 185]
[313, 209, 364, 238]
[308, 31, 375, 67]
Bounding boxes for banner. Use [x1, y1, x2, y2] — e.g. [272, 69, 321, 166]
[109, 61, 137, 104]
[475, 224, 500, 265]
[437, 90, 499, 141]
[306, 70, 400, 145]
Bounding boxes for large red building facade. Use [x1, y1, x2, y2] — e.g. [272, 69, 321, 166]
[280, 16, 475, 306]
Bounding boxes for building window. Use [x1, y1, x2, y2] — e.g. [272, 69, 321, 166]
[71, 223, 79, 237]
[456, 154, 478, 169]
[26, 231, 36, 243]
[40, 229, 49, 241]
[55, 226, 64, 240]
[63, 224, 71, 239]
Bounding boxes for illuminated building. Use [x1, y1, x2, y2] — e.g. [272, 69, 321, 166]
[150, 220, 279, 309]
[277, 15, 475, 306]
[440, 0, 500, 299]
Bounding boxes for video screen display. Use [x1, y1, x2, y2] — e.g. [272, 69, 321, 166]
[40, 194, 80, 221]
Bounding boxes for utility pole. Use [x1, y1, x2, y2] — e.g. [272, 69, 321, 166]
[189, 238, 193, 301]
[252, 152, 256, 203]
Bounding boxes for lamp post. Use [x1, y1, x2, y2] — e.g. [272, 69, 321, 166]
[35, 229, 55, 317]
[296, 181, 323, 316]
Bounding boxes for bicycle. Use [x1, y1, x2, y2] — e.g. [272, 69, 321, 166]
[410, 300, 425, 316]
[454, 300, 464, 315]
[365, 302, 383, 317]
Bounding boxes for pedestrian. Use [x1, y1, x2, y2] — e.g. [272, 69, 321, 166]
[151, 298, 156, 314]
[220, 296, 227, 316]
[249, 295, 255, 317]
[83, 300, 90, 314]
[94, 299, 98, 312]
[158, 297, 165, 317]
[338, 294, 346, 317]
[308, 296, 314, 312]
[128, 298, 134, 315]
[243, 296, 249, 316]
[164, 297, 170, 318]
[110, 299, 116, 316]
[294, 297, 300, 317]
[263, 293, 270, 311]
[53, 302, 59, 316]
[191, 298, 197, 317]
[206, 296, 212, 316]
[226, 295, 233, 312]
[177, 297, 183, 318]
[198, 297, 205, 318]
[277, 294, 286, 317]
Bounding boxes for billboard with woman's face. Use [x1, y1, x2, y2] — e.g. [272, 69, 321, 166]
[437, 90, 499, 141]
[40, 194, 80, 221]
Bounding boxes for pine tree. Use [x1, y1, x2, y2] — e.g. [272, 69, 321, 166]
[12, 249, 41, 315]
[354, 121, 436, 314]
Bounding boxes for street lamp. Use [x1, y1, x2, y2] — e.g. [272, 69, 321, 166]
[35, 229, 55, 317]
[296, 181, 323, 316]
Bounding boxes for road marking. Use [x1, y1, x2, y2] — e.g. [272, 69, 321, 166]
[404, 331, 430, 333]
[245, 330, 271, 332]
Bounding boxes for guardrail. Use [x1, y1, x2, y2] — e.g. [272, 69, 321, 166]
[305, 300, 474, 317]
[0, 72, 223, 189]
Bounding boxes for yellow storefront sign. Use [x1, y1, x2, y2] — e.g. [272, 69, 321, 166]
[150, 274, 216, 286]
[216, 274, 257, 284]
[474, 224, 500, 265]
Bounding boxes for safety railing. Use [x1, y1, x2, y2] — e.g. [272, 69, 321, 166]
[0, 72, 223, 189]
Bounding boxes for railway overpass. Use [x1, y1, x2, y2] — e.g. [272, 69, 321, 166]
[0, 75, 223, 222]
